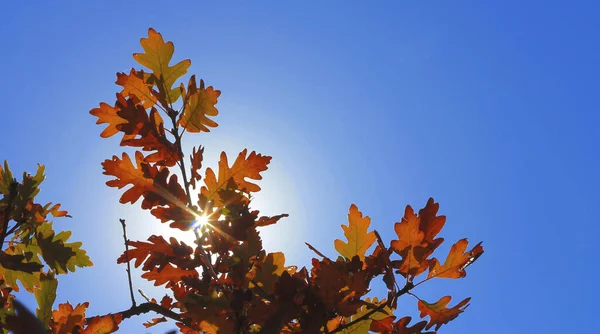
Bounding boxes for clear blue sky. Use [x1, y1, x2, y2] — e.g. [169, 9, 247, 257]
[2, 1, 599, 333]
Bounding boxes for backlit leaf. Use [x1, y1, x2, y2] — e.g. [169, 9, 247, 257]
[334, 204, 376, 262]
[89, 102, 127, 138]
[82, 314, 122, 334]
[200, 149, 271, 207]
[418, 296, 470, 331]
[427, 239, 484, 279]
[134, 28, 190, 103]
[102, 151, 186, 209]
[179, 76, 220, 133]
[50, 302, 88, 334]
[34, 271, 57, 327]
[390, 198, 446, 279]
[116, 69, 156, 109]
[339, 297, 392, 334]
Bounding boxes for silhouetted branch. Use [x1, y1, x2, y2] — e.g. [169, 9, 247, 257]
[119, 218, 136, 307]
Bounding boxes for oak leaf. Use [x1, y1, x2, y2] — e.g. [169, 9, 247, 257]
[427, 239, 484, 279]
[418, 296, 470, 330]
[334, 204, 376, 262]
[82, 314, 122, 334]
[142, 264, 199, 287]
[200, 149, 271, 207]
[338, 297, 393, 334]
[50, 302, 88, 334]
[102, 151, 186, 209]
[34, 272, 57, 327]
[392, 316, 434, 334]
[179, 76, 220, 133]
[251, 252, 287, 294]
[189, 146, 204, 189]
[390, 198, 446, 278]
[116, 69, 156, 109]
[89, 102, 127, 138]
[134, 28, 190, 103]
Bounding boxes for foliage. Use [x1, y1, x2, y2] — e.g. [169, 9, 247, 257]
[0, 28, 484, 333]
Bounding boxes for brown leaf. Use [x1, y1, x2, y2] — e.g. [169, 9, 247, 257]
[392, 316, 434, 334]
[418, 296, 470, 330]
[190, 146, 204, 189]
[255, 213, 289, 227]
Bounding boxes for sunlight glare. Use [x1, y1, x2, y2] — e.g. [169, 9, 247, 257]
[191, 213, 210, 230]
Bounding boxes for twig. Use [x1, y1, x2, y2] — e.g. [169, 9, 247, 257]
[119, 218, 136, 307]
[330, 282, 414, 333]
[85, 302, 189, 326]
[0, 182, 17, 246]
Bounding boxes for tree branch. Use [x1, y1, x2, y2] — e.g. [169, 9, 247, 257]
[86, 302, 189, 326]
[119, 218, 136, 307]
[330, 282, 414, 333]
[0, 182, 17, 246]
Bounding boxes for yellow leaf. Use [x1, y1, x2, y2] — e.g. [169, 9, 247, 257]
[334, 205, 376, 262]
[179, 76, 220, 133]
[133, 28, 190, 103]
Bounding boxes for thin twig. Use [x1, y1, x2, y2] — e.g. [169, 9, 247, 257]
[0, 182, 17, 246]
[330, 282, 414, 333]
[119, 218, 136, 307]
[85, 302, 189, 326]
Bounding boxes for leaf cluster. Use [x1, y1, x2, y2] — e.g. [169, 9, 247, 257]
[0, 29, 484, 334]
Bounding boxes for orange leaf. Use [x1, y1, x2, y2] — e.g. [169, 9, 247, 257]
[390, 198, 446, 278]
[134, 28, 190, 103]
[428, 239, 484, 279]
[179, 76, 220, 133]
[334, 204, 376, 262]
[89, 102, 127, 138]
[418, 296, 470, 330]
[102, 151, 186, 209]
[143, 317, 167, 328]
[142, 264, 199, 287]
[200, 149, 271, 207]
[50, 302, 88, 334]
[116, 69, 156, 109]
[117, 235, 196, 272]
[81, 314, 122, 334]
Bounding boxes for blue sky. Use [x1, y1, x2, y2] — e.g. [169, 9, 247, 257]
[2, 1, 599, 333]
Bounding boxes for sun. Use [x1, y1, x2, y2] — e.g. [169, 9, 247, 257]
[191, 213, 210, 230]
